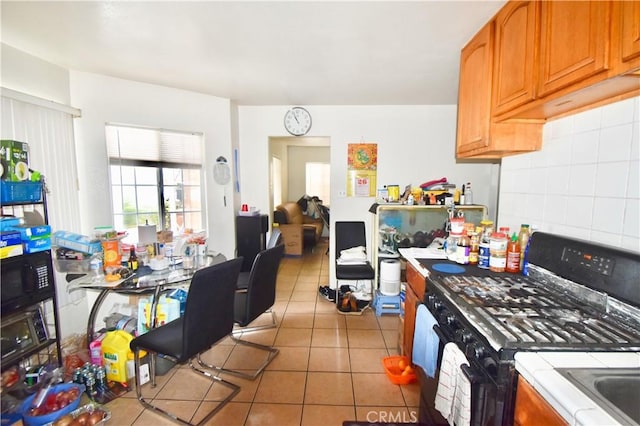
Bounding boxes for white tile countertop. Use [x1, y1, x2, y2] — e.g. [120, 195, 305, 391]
[514, 351, 640, 426]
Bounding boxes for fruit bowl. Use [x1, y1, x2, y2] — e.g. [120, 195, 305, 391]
[21, 383, 85, 426]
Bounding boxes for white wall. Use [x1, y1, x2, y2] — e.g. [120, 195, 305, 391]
[69, 70, 236, 258]
[239, 105, 500, 286]
[1, 43, 70, 105]
[498, 96, 640, 253]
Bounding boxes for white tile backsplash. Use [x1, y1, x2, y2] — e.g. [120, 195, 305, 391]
[498, 96, 640, 252]
[598, 123, 634, 162]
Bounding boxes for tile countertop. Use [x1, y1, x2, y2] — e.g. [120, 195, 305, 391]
[514, 351, 640, 426]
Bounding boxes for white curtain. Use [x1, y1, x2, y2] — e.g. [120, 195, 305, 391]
[1, 95, 82, 306]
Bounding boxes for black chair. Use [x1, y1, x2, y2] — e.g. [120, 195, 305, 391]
[335, 221, 375, 312]
[199, 244, 284, 380]
[129, 258, 243, 426]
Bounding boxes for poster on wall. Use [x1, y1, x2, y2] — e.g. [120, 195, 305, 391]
[346, 143, 377, 197]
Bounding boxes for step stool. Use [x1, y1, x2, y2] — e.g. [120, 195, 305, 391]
[374, 290, 402, 316]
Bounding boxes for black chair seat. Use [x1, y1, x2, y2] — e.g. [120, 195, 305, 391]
[132, 318, 186, 361]
[336, 263, 375, 280]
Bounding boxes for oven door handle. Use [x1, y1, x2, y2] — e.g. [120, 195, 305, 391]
[432, 324, 447, 342]
[460, 364, 484, 384]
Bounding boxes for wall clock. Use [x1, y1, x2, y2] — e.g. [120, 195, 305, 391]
[284, 107, 312, 136]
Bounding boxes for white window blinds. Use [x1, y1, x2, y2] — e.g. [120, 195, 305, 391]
[106, 124, 203, 165]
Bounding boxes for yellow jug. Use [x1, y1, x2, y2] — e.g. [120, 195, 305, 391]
[101, 330, 134, 383]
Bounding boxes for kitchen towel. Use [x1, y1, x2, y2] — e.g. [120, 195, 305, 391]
[434, 342, 471, 426]
[412, 304, 439, 378]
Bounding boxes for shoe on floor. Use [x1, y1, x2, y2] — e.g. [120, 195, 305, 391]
[318, 285, 336, 302]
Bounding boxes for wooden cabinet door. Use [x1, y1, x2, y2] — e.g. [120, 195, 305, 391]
[514, 376, 568, 426]
[537, 1, 611, 97]
[492, 1, 539, 115]
[403, 284, 419, 363]
[456, 21, 494, 156]
[614, 0, 640, 73]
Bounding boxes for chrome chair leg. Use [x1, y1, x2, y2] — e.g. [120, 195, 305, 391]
[134, 349, 240, 425]
[197, 310, 279, 381]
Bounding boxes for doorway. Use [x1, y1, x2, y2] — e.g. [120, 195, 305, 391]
[268, 136, 330, 220]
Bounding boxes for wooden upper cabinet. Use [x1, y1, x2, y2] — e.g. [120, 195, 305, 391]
[537, 1, 611, 97]
[613, 0, 640, 74]
[456, 21, 494, 156]
[492, 1, 539, 115]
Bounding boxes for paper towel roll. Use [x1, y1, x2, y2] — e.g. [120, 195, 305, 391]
[138, 224, 157, 244]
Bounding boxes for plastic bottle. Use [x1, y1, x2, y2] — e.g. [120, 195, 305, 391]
[456, 231, 470, 264]
[468, 227, 480, 265]
[489, 232, 508, 272]
[506, 233, 521, 273]
[478, 220, 493, 269]
[518, 224, 531, 271]
[90, 256, 104, 280]
[464, 182, 473, 205]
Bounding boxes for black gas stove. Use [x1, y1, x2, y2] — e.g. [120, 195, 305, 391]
[416, 232, 640, 426]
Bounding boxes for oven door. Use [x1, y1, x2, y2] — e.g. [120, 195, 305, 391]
[418, 306, 500, 426]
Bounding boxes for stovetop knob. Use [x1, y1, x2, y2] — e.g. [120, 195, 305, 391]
[455, 329, 473, 344]
[467, 342, 487, 360]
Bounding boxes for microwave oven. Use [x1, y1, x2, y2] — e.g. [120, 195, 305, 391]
[1, 250, 55, 315]
[1, 306, 49, 365]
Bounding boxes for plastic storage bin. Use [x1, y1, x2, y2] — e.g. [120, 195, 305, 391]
[20, 383, 85, 426]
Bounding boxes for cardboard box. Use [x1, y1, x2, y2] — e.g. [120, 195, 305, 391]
[1, 231, 22, 248]
[23, 237, 52, 254]
[0, 244, 23, 259]
[6, 224, 51, 240]
[52, 230, 102, 254]
[0, 140, 30, 181]
[279, 224, 303, 256]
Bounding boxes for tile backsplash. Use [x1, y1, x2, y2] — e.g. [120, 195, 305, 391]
[498, 96, 639, 253]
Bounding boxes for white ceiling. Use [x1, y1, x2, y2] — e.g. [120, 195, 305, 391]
[1, 1, 506, 106]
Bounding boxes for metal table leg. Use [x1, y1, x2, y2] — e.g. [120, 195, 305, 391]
[87, 288, 110, 348]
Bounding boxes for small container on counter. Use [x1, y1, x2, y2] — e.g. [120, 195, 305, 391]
[489, 232, 508, 272]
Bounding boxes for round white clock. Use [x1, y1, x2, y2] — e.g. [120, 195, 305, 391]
[284, 107, 312, 136]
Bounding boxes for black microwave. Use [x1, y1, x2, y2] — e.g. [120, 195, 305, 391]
[1, 250, 55, 315]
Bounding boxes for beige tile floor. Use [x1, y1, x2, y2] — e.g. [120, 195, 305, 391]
[104, 239, 419, 425]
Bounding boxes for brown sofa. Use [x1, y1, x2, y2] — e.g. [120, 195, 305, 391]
[274, 202, 324, 255]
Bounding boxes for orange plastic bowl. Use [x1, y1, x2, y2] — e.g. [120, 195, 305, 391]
[382, 355, 417, 385]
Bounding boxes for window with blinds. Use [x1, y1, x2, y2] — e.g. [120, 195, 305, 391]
[105, 124, 204, 240]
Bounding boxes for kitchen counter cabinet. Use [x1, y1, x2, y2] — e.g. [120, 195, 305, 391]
[514, 375, 567, 426]
[403, 262, 424, 363]
[515, 351, 640, 425]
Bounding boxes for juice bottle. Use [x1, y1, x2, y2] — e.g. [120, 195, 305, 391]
[506, 233, 521, 273]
